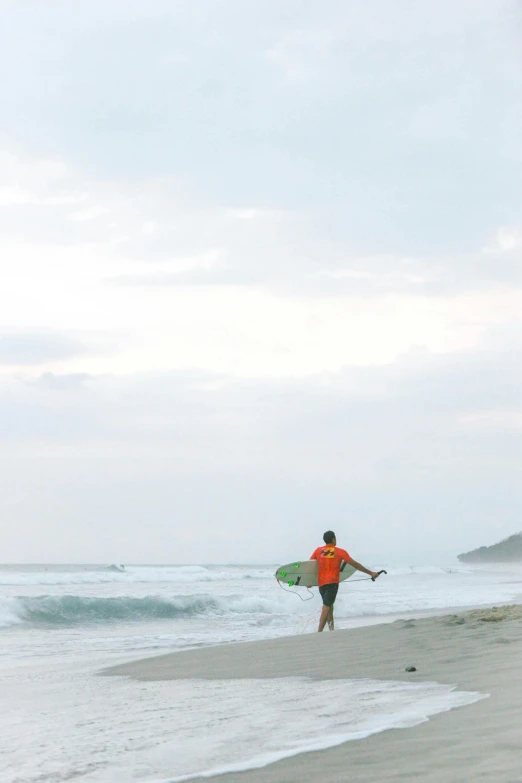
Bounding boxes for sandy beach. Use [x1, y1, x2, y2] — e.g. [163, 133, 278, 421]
[105, 605, 522, 782]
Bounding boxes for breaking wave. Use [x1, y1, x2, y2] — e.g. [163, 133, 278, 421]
[0, 593, 284, 629]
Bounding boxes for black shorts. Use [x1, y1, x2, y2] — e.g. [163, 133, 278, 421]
[319, 583, 339, 607]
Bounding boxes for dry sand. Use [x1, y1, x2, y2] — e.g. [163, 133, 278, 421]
[105, 605, 522, 782]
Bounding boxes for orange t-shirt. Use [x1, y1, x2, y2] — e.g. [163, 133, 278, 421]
[310, 546, 351, 587]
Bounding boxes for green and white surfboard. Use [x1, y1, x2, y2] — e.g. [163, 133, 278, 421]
[275, 560, 356, 588]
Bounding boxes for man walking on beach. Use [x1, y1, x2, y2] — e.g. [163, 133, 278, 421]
[311, 531, 382, 632]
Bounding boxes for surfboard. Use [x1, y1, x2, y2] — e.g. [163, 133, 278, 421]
[275, 560, 356, 588]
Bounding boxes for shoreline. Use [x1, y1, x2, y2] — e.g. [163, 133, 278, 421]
[105, 604, 522, 782]
[95, 597, 522, 669]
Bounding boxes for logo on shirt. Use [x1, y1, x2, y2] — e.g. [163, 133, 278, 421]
[321, 548, 335, 558]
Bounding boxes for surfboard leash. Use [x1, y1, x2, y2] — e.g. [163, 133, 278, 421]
[276, 580, 315, 601]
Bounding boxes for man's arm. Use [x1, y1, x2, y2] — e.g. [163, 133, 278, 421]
[345, 557, 380, 580]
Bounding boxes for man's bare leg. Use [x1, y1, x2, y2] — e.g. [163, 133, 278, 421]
[318, 604, 330, 632]
[327, 606, 334, 630]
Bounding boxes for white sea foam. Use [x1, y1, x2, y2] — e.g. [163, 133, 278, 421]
[161, 679, 485, 782]
[0, 565, 272, 586]
[0, 670, 486, 783]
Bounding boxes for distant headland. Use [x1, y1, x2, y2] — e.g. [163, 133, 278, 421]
[458, 533, 522, 563]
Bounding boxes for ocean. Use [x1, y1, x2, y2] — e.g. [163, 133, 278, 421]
[1, 562, 520, 782]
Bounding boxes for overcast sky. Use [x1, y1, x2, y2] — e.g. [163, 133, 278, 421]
[0, 0, 521, 564]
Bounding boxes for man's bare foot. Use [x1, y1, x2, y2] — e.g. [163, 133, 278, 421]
[328, 620, 334, 631]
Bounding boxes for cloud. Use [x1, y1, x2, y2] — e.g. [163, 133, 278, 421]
[0, 335, 521, 561]
[1, 144, 520, 301]
[1, 0, 520, 259]
[0, 331, 90, 366]
[483, 227, 522, 254]
[32, 372, 93, 391]
[110, 267, 263, 288]
[5, 335, 521, 454]
[69, 205, 109, 222]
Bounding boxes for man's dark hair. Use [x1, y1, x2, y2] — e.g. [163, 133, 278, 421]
[323, 530, 336, 544]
